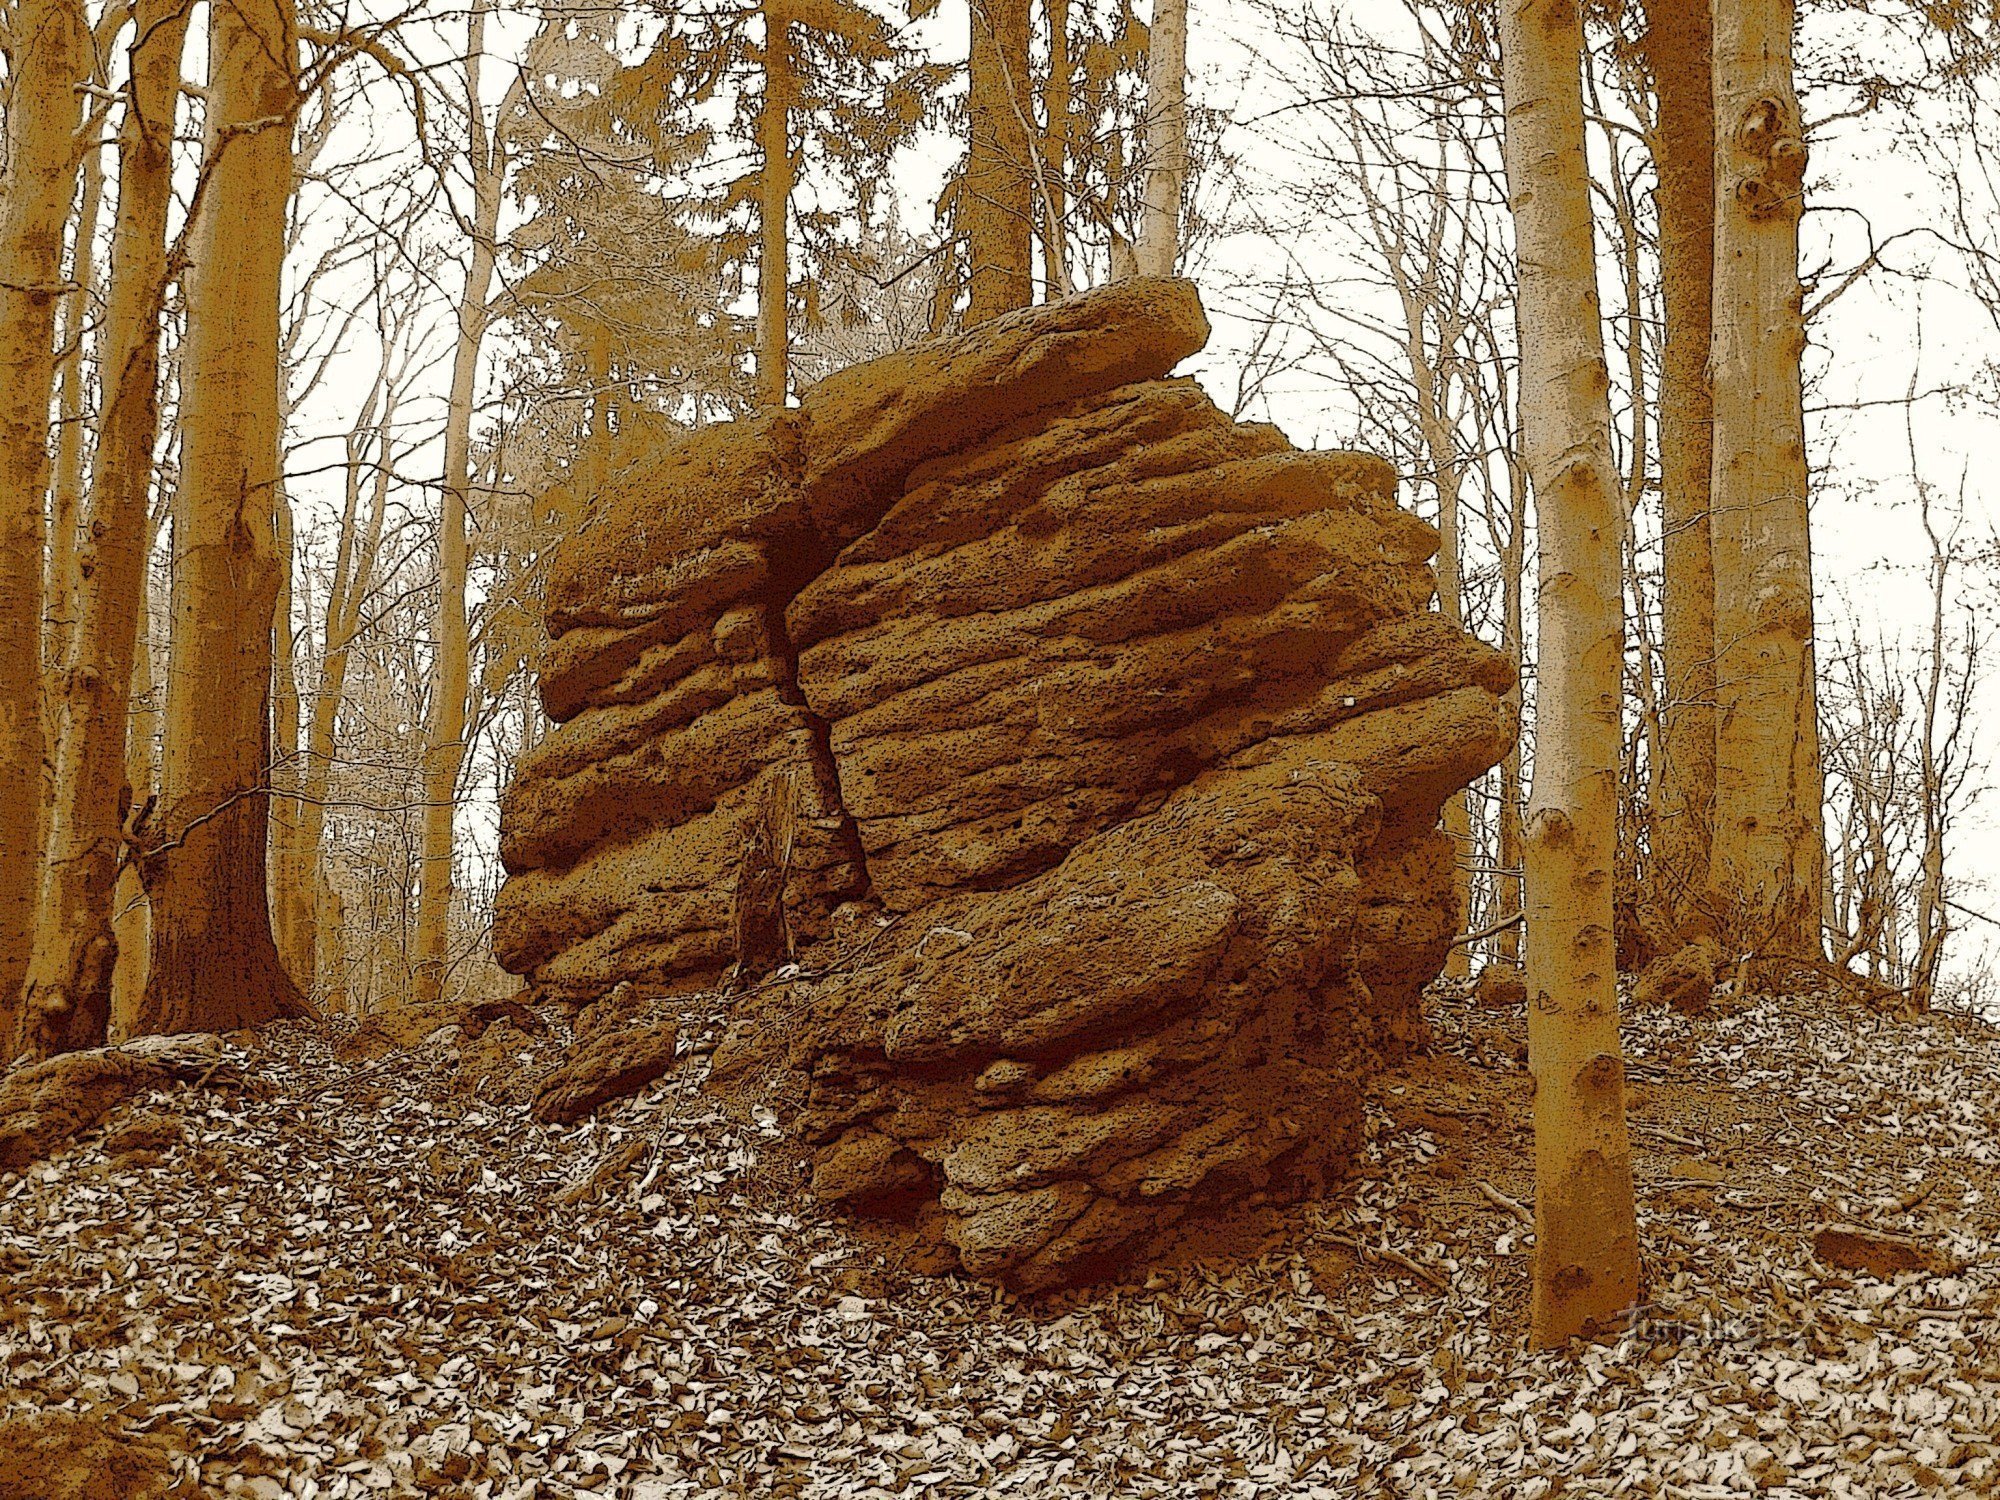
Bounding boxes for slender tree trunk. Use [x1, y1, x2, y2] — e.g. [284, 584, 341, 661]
[1133, 0, 1187, 278]
[965, 0, 1034, 322]
[17, 0, 191, 1059]
[299, 389, 393, 1000]
[757, 0, 793, 407]
[413, 1, 506, 1006]
[0, 0, 91, 1063]
[1709, 0, 1823, 959]
[1498, 0, 1641, 1347]
[1641, 0, 1718, 936]
[270, 485, 310, 988]
[47, 147, 105, 669]
[138, 0, 305, 1037]
[1041, 0, 1072, 295]
[111, 493, 169, 1039]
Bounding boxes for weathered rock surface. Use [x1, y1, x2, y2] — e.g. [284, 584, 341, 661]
[0, 1033, 228, 1175]
[532, 1020, 679, 1125]
[494, 280, 1515, 1287]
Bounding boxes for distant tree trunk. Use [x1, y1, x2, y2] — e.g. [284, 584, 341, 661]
[138, 0, 305, 1037]
[16, 0, 190, 1060]
[757, 0, 794, 406]
[965, 0, 1034, 322]
[1641, 0, 1718, 937]
[298, 386, 394, 1001]
[0, 0, 91, 1063]
[270, 485, 309, 988]
[1041, 0, 1072, 295]
[1498, 0, 1641, 1347]
[413, 0, 507, 1006]
[1710, 0, 1822, 960]
[1133, 0, 1187, 278]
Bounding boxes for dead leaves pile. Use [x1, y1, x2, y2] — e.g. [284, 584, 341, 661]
[3, 987, 2000, 1498]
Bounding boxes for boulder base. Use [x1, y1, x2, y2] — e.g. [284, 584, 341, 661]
[495, 280, 1515, 1287]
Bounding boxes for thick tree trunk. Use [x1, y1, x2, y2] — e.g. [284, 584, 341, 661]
[413, 2, 506, 1006]
[757, 0, 793, 407]
[1641, 0, 1718, 936]
[1498, 0, 1641, 1347]
[1709, 0, 1823, 959]
[0, 0, 91, 1063]
[16, 0, 190, 1060]
[965, 0, 1034, 322]
[1133, 0, 1186, 278]
[138, 0, 305, 1038]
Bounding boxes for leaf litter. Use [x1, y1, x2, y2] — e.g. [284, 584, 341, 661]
[5, 984, 2000, 1498]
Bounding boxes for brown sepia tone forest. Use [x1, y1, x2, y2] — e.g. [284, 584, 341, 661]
[5, 0, 2000, 1492]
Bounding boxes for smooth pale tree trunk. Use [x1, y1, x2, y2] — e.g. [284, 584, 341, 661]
[48, 148, 105, 667]
[110, 494, 168, 1040]
[965, 0, 1034, 322]
[270, 487, 311, 987]
[1498, 0, 1641, 1347]
[295, 383, 394, 997]
[1133, 0, 1186, 279]
[0, 0, 91, 1064]
[413, 0, 508, 1006]
[1041, 0, 1071, 295]
[139, 0, 305, 1037]
[17, 0, 191, 1060]
[757, 0, 794, 407]
[1709, 0, 1823, 959]
[1642, 0, 1718, 936]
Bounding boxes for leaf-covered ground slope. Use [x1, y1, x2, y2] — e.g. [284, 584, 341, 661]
[4, 986, 1999, 1499]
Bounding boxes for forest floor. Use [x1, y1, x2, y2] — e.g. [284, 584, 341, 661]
[5, 983, 2000, 1500]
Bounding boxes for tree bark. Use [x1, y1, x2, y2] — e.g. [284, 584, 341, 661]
[964, 0, 1034, 322]
[0, 0, 91, 1063]
[1498, 0, 1641, 1347]
[17, 0, 191, 1059]
[413, 0, 508, 1006]
[138, 0, 305, 1038]
[1040, 0, 1072, 295]
[1641, 0, 1718, 937]
[757, 0, 794, 406]
[1133, 0, 1186, 279]
[1709, 0, 1823, 958]
[47, 145, 105, 672]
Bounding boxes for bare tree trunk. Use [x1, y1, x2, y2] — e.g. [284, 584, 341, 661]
[138, 0, 305, 1037]
[16, 0, 191, 1059]
[413, 0, 509, 1006]
[1640, 0, 1718, 938]
[0, 0, 90, 1062]
[757, 0, 794, 406]
[111, 492, 169, 1039]
[298, 380, 394, 1000]
[1133, 0, 1186, 278]
[1710, 0, 1824, 959]
[1041, 0, 1072, 295]
[270, 485, 310, 987]
[47, 146, 105, 669]
[965, 0, 1034, 322]
[1498, 0, 1641, 1347]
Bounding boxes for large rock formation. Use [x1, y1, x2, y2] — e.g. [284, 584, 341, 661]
[494, 280, 1515, 1288]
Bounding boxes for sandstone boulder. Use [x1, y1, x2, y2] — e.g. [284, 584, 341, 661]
[494, 280, 1515, 1287]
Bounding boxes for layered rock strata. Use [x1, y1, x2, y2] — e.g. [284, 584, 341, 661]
[494, 279, 1515, 1288]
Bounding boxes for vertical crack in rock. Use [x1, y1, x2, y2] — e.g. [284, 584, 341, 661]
[495, 279, 1516, 1289]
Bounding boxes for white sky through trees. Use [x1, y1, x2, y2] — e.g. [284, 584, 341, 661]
[243, 0, 1999, 997]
